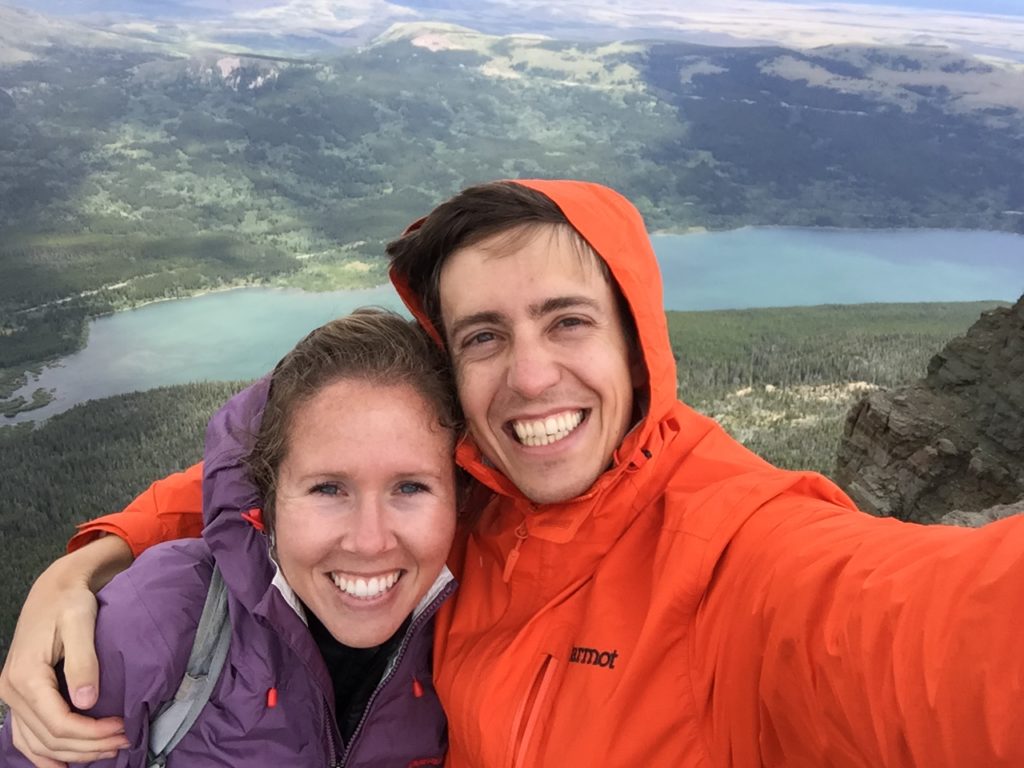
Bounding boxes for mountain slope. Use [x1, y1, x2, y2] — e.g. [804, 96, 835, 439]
[1, 15, 1022, 390]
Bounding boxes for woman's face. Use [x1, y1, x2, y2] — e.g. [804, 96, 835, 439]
[273, 378, 457, 648]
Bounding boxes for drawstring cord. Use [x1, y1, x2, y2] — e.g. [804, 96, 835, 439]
[502, 522, 529, 582]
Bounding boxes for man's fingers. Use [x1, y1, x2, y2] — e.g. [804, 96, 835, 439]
[55, 592, 100, 711]
[0, 538, 134, 764]
[69, 685, 97, 711]
[10, 715, 67, 768]
[10, 671, 126, 749]
[28, 685, 126, 742]
[11, 713, 122, 767]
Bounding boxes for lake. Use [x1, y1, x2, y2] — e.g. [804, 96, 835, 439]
[6, 227, 1023, 424]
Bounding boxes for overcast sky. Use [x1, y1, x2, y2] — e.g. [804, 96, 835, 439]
[13, 0, 1024, 19]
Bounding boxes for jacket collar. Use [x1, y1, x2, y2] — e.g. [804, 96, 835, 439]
[269, 562, 457, 627]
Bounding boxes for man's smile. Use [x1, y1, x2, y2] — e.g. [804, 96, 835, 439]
[509, 409, 586, 447]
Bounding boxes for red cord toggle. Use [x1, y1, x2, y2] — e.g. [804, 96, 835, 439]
[266, 687, 278, 708]
[412, 677, 424, 698]
[241, 507, 265, 532]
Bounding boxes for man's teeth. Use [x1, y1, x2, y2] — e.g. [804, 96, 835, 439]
[512, 410, 583, 447]
[332, 571, 401, 599]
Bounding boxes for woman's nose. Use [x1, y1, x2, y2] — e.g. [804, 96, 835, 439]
[343, 498, 395, 555]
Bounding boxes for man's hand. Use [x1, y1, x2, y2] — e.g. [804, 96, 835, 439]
[0, 536, 133, 767]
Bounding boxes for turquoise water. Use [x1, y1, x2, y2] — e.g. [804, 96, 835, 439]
[656, 228, 1023, 310]
[6, 285, 404, 424]
[6, 227, 1023, 424]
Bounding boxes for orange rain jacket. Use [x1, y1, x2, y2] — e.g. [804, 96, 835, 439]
[73, 180, 1024, 767]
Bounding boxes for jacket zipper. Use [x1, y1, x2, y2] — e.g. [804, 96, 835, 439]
[502, 522, 529, 582]
[505, 654, 559, 768]
[338, 580, 456, 766]
[323, 693, 341, 768]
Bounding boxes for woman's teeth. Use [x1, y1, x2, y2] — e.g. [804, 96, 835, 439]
[332, 571, 401, 599]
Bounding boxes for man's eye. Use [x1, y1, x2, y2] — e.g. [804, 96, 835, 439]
[464, 330, 496, 347]
[397, 481, 429, 495]
[311, 483, 340, 496]
[557, 316, 587, 329]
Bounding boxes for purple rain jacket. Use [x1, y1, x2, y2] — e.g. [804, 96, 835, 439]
[1, 377, 453, 768]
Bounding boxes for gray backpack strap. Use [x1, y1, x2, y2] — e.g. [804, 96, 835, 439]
[147, 565, 231, 768]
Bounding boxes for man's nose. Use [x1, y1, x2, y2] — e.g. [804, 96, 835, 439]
[506, 339, 561, 397]
[344, 498, 395, 554]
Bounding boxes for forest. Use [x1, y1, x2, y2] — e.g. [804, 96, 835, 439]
[0, 300, 1002, 657]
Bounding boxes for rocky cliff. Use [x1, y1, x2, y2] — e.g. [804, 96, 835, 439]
[835, 295, 1024, 525]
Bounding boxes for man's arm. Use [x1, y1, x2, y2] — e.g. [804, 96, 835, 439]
[0, 465, 204, 767]
[0, 536, 133, 768]
[0, 378, 269, 767]
[1, 540, 212, 768]
[695, 484, 1024, 766]
[68, 463, 205, 557]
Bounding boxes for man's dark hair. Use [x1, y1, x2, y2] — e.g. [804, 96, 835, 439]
[386, 180, 638, 351]
[387, 181, 571, 338]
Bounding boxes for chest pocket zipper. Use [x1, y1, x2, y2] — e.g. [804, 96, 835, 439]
[506, 654, 559, 768]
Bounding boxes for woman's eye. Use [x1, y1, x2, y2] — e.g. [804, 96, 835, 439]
[397, 481, 429, 496]
[311, 483, 340, 496]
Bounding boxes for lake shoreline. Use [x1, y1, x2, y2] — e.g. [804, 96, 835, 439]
[3, 274, 394, 405]
[4, 226, 1021, 426]
[650, 223, 1024, 237]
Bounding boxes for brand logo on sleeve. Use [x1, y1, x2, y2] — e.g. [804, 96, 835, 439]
[569, 646, 619, 669]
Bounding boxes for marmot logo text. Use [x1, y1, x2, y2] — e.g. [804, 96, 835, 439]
[569, 646, 619, 669]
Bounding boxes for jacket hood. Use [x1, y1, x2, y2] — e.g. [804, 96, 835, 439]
[389, 180, 678, 516]
[201, 376, 278, 611]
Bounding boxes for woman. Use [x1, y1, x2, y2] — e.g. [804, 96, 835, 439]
[1, 308, 460, 767]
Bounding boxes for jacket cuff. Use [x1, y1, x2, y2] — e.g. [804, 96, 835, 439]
[68, 519, 143, 558]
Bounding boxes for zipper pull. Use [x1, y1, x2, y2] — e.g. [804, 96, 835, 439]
[502, 522, 529, 583]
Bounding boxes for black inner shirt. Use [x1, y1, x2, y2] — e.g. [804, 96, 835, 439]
[306, 609, 413, 744]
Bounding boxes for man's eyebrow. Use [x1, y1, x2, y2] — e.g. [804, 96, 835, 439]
[447, 297, 602, 339]
[529, 296, 602, 318]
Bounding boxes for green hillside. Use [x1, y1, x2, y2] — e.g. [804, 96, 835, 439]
[2, 20, 1023, 396]
[0, 380, 245, 659]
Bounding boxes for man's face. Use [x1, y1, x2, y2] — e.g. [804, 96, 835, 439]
[439, 226, 640, 504]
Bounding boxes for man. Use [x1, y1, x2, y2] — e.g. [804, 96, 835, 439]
[3, 180, 1023, 767]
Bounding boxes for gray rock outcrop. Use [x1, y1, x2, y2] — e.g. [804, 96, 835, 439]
[939, 499, 1024, 527]
[835, 295, 1024, 524]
